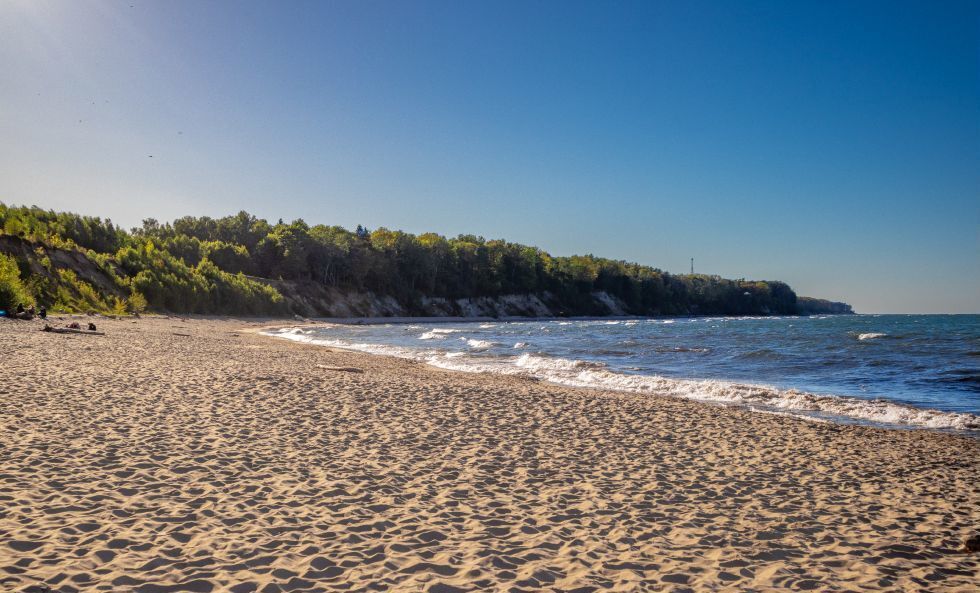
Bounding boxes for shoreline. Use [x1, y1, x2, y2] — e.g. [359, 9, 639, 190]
[260, 320, 980, 436]
[1, 315, 977, 592]
[249, 318, 969, 440]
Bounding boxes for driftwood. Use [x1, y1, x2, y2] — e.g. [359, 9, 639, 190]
[316, 364, 364, 373]
[42, 327, 105, 336]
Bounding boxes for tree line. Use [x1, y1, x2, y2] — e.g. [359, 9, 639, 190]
[0, 202, 852, 316]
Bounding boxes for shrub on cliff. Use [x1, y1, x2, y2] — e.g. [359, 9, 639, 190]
[0, 253, 33, 311]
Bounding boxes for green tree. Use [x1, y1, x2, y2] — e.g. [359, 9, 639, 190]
[0, 253, 33, 310]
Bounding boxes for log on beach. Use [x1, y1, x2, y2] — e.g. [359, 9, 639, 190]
[41, 326, 105, 336]
[316, 364, 364, 373]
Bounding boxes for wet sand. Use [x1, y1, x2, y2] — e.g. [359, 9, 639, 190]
[1, 316, 977, 592]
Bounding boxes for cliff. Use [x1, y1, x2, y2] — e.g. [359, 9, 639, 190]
[0, 203, 855, 317]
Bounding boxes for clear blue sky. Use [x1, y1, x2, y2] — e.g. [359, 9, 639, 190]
[1, 0, 977, 312]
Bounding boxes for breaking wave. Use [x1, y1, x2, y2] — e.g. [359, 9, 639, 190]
[265, 326, 419, 359]
[429, 352, 978, 430]
[857, 332, 888, 341]
[654, 346, 709, 353]
[419, 328, 461, 340]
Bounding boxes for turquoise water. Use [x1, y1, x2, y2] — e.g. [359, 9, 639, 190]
[267, 315, 979, 432]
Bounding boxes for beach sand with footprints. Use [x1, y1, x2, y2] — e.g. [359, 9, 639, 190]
[0, 316, 977, 592]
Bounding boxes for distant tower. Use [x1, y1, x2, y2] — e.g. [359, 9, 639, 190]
[690, 258, 694, 275]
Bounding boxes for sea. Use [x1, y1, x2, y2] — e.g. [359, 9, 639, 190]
[265, 314, 980, 433]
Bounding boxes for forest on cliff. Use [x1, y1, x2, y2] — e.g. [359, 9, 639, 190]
[0, 203, 851, 317]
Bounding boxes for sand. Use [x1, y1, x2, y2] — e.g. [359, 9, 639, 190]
[0, 315, 977, 592]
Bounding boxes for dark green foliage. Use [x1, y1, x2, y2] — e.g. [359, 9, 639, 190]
[0, 252, 33, 311]
[1, 203, 287, 315]
[0, 203, 125, 253]
[120, 241, 286, 315]
[0, 201, 850, 316]
[202, 241, 253, 275]
[797, 296, 854, 315]
[162, 235, 204, 266]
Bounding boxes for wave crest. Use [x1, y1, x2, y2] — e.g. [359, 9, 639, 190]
[419, 328, 460, 340]
[857, 332, 887, 341]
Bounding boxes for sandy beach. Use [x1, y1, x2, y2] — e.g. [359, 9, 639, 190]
[1, 315, 977, 592]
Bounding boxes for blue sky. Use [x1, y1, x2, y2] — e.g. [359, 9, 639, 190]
[1, 0, 977, 312]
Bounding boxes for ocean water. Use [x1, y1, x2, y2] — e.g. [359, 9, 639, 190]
[265, 315, 980, 432]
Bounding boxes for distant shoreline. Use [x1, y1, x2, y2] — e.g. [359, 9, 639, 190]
[282, 311, 856, 326]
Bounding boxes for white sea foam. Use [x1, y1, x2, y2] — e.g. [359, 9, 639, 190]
[858, 332, 887, 341]
[263, 326, 979, 432]
[514, 353, 607, 371]
[755, 410, 830, 424]
[464, 338, 496, 349]
[513, 342, 529, 349]
[656, 346, 709, 353]
[419, 328, 460, 340]
[264, 327, 421, 359]
[452, 353, 977, 430]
